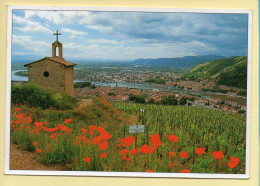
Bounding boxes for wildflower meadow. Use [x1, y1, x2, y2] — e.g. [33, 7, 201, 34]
[10, 96, 246, 174]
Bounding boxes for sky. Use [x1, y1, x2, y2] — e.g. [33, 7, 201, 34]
[12, 10, 249, 61]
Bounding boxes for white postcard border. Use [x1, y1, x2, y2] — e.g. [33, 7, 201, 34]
[5, 5, 252, 179]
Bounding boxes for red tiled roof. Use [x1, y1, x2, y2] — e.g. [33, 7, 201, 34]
[24, 57, 77, 67]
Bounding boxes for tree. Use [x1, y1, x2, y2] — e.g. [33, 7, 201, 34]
[179, 97, 187, 105]
[161, 95, 178, 105]
[129, 94, 146, 104]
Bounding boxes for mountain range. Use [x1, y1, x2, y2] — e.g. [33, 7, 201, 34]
[12, 54, 227, 69]
[133, 55, 226, 69]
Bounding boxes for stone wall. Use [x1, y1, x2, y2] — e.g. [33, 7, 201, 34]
[64, 66, 74, 97]
[28, 59, 66, 93]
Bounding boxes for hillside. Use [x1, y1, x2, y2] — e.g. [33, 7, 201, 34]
[134, 55, 226, 69]
[182, 56, 247, 89]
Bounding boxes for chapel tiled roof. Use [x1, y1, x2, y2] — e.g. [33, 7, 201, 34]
[24, 57, 77, 67]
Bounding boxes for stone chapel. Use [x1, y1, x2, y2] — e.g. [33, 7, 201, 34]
[24, 30, 77, 97]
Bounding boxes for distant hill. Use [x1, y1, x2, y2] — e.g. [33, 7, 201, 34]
[182, 56, 247, 89]
[12, 54, 226, 69]
[133, 55, 226, 69]
[12, 55, 44, 63]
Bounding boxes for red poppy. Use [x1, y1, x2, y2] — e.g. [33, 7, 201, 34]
[118, 136, 135, 147]
[99, 132, 113, 141]
[227, 156, 240, 169]
[145, 169, 155, 172]
[169, 163, 174, 168]
[15, 108, 22, 112]
[15, 119, 22, 125]
[45, 127, 59, 133]
[78, 135, 85, 141]
[227, 161, 237, 169]
[126, 158, 132, 162]
[36, 149, 42, 153]
[121, 155, 127, 160]
[168, 134, 179, 143]
[99, 152, 107, 158]
[180, 169, 190, 173]
[85, 139, 91, 144]
[130, 148, 138, 156]
[67, 128, 73, 134]
[26, 126, 30, 129]
[81, 128, 88, 134]
[230, 157, 240, 165]
[180, 151, 189, 158]
[57, 124, 67, 131]
[212, 151, 224, 160]
[96, 126, 106, 134]
[34, 121, 43, 128]
[121, 149, 128, 155]
[92, 136, 102, 145]
[99, 141, 109, 150]
[195, 147, 205, 155]
[64, 118, 73, 124]
[50, 133, 56, 139]
[25, 116, 32, 124]
[33, 142, 38, 147]
[89, 125, 96, 134]
[83, 157, 91, 163]
[97, 127, 113, 141]
[16, 114, 23, 120]
[149, 132, 162, 148]
[168, 152, 174, 157]
[140, 145, 156, 155]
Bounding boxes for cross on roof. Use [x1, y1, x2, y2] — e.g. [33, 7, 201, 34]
[53, 30, 61, 41]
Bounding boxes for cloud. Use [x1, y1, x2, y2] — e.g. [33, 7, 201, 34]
[13, 15, 52, 34]
[61, 28, 88, 35]
[12, 35, 50, 55]
[85, 39, 119, 45]
[12, 10, 249, 59]
[24, 10, 93, 25]
[62, 39, 217, 60]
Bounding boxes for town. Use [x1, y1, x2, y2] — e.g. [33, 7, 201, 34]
[73, 67, 247, 115]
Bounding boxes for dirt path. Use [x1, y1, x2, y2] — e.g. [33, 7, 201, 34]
[10, 143, 68, 170]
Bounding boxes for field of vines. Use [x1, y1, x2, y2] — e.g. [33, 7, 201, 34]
[10, 99, 246, 174]
[112, 102, 246, 174]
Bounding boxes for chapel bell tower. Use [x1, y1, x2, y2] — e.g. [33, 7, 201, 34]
[52, 30, 63, 58]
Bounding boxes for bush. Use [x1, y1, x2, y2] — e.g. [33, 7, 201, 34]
[238, 110, 246, 114]
[129, 94, 146, 104]
[179, 97, 187, 105]
[145, 78, 166, 84]
[74, 82, 92, 88]
[11, 83, 76, 110]
[161, 95, 178, 105]
[237, 90, 247, 96]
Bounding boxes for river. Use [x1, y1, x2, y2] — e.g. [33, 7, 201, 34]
[11, 70, 247, 104]
[11, 70, 185, 93]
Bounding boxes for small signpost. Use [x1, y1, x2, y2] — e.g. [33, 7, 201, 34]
[129, 125, 145, 133]
[129, 125, 145, 149]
